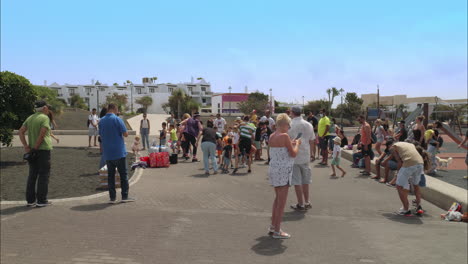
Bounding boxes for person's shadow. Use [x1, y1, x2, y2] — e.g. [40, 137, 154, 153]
[282, 211, 306, 222]
[70, 203, 118, 211]
[0, 205, 31, 216]
[251, 236, 287, 256]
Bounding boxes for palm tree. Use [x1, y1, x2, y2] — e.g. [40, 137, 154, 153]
[326, 87, 340, 115]
[152, 77, 157, 84]
[172, 89, 186, 119]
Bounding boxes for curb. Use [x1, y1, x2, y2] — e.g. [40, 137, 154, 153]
[341, 150, 468, 212]
[13, 130, 137, 135]
[0, 168, 144, 205]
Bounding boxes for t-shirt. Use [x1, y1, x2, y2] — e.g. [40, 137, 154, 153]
[240, 123, 256, 139]
[233, 132, 240, 144]
[22, 112, 52, 150]
[223, 145, 233, 158]
[184, 118, 200, 137]
[201, 128, 219, 144]
[255, 127, 262, 141]
[170, 129, 178, 141]
[340, 137, 349, 147]
[424, 129, 434, 142]
[288, 116, 315, 164]
[214, 118, 226, 133]
[393, 142, 423, 168]
[332, 144, 341, 159]
[360, 123, 371, 145]
[317, 116, 330, 137]
[399, 127, 408, 142]
[99, 113, 127, 161]
[141, 119, 149, 129]
[88, 114, 99, 129]
[307, 116, 318, 132]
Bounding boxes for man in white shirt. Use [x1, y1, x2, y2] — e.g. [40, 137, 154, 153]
[215, 113, 227, 133]
[260, 110, 276, 131]
[288, 106, 315, 211]
[88, 108, 99, 147]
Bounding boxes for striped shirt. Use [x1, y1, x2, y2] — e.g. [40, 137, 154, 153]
[239, 123, 256, 139]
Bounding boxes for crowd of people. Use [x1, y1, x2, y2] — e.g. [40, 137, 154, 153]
[18, 100, 467, 240]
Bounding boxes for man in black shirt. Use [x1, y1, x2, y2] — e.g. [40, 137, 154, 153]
[306, 112, 318, 161]
[395, 121, 407, 142]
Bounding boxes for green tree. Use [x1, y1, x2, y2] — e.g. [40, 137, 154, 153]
[237, 92, 269, 116]
[303, 99, 331, 115]
[113, 82, 119, 86]
[32, 85, 66, 115]
[135, 96, 153, 111]
[95, 80, 101, 85]
[335, 92, 364, 123]
[162, 89, 201, 118]
[70, 94, 88, 110]
[326, 87, 340, 115]
[0, 71, 36, 146]
[105, 93, 128, 113]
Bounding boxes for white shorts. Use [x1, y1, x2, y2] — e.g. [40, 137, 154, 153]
[88, 127, 98, 136]
[291, 163, 312, 185]
[396, 164, 423, 190]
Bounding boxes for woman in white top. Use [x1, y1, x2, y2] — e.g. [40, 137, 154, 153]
[140, 113, 150, 150]
[374, 119, 386, 155]
[268, 113, 301, 239]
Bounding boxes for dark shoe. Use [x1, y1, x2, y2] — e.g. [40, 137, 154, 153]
[290, 203, 306, 211]
[26, 202, 36, 207]
[192, 158, 198, 162]
[36, 201, 52, 207]
[304, 203, 312, 209]
[248, 169, 252, 173]
[232, 168, 238, 174]
[121, 197, 136, 203]
[395, 208, 412, 216]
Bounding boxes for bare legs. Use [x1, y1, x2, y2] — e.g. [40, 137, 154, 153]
[293, 184, 310, 205]
[271, 185, 289, 234]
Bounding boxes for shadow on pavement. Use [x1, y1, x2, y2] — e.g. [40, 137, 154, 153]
[0, 205, 31, 216]
[191, 174, 210, 178]
[70, 203, 118, 211]
[251, 236, 287, 256]
[282, 211, 306, 222]
[229, 172, 249, 176]
[381, 213, 423, 224]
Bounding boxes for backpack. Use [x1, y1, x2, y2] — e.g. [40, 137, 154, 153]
[371, 132, 377, 144]
[87, 115, 91, 127]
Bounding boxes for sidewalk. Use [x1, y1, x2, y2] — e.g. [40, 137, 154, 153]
[1, 150, 467, 264]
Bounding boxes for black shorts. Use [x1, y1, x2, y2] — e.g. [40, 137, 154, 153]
[362, 144, 373, 157]
[239, 138, 252, 156]
[319, 136, 329, 151]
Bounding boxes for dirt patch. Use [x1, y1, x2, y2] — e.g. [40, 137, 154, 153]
[0, 147, 134, 201]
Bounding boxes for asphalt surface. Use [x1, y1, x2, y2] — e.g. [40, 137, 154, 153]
[1, 149, 467, 264]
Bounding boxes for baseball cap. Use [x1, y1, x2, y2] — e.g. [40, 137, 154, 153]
[291, 106, 302, 115]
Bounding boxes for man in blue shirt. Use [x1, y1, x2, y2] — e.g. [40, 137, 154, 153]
[99, 103, 134, 203]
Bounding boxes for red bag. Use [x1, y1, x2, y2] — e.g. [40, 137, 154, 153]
[149, 153, 158, 168]
[140, 156, 150, 166]
[155, 152, 170, 168]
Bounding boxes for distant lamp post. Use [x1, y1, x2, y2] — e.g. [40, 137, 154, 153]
[434, 96, 439, 121]
[269, 88, 273, 113]
[126, 80, 133, 113]
[339, 88, 345, 127]
[302, 96, 305, 114]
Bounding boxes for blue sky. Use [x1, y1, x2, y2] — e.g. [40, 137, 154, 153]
[2, 0, 467, 104]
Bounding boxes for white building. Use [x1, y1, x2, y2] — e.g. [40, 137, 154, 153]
[45, 78, 213, 114]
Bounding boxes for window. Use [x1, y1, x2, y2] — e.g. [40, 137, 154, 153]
[150, 88, 155, 93]
[169, 88, 174, 93]
[69, 89, 75, 95]
[188, 87, 193, 93]
[137, 88, 142, 94]
[201, 87, 206, 92]
[202, 98, 206, 103]
[67, 98, 71, 105]
[100, 88, 105, 91]
[85, 88, 91, 94]
[85, 98, 89, 104]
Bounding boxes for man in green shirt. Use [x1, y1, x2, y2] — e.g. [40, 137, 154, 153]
[317, 109, 330, 165]
[18, 101, 53, 207]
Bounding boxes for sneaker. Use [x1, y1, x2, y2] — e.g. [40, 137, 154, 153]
[192, 158, 199, 162]
[36, 201, 52, 207]
[396, 208, 412, 216]
[26, 202, 36, 207]
[415, 205, 424, 215]
[290, 203, 306, 211]
[247, 169, 251, 173]
[108, 199, 117, 204]
[121, 197, 136, 203]
[304, 202, 312, 209]
[213, 170, 218, 175]
[232, 168, 238, 174]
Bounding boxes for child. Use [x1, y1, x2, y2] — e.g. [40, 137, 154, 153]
[169, 124, 178, 153]
[222, 138, 233, 173]
[132, 136, 141, 158]
[331, 137, 346, 177]
[232, 127, 240, 168]
[160, 122, 167, 146]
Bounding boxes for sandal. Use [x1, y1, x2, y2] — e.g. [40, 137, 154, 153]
[272, 231, 291, 239]
[379, 179, 387, 183]
[370, 176, 380, 180]
[361, 172, 371, 176]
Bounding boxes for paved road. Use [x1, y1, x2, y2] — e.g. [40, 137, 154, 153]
[1, 151, 467, 264]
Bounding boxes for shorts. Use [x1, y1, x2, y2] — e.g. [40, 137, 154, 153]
[376, 137, 384, 143]
[291, 163, 312, 185]
[319, 137, 329, 151]
[419, 174, 426, 187]
[254, 141, 261, 149]
[217, 150, 222, 156]
[362, 144, 373, 157]
[376, 159, 398, 170]
[171, 141, 177, 149]
[223, 157, 231, 167]
[396, 164, 423, 190]
[331, 158, 340, 166]
[239, 138, 252, 156]
[88, 127, 98, 136]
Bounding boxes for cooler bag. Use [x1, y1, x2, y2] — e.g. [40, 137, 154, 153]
[149, 153, 158, 168]
[155, 152, 170, 168]
[170, 153, 178, 164]
[140, 156, 150, 166]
